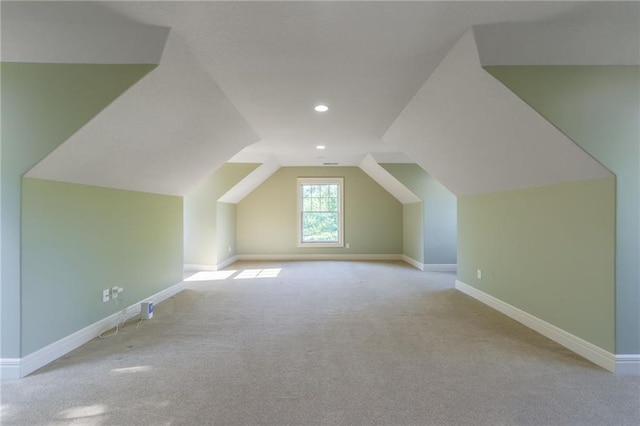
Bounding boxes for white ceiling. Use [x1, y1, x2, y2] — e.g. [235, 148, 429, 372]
[5, 1, 639, 195]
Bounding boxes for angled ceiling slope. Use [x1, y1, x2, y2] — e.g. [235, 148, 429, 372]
[1, 1, 169, 64]
[383, 23, 619, 196]
[359, 154, 421, 204]
[218, 157, 281, 204]
[8, 2, 260, 196]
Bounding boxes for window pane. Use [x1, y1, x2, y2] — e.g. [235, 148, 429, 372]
[328, 197, 337, 212]
[302, 212, 338, 242]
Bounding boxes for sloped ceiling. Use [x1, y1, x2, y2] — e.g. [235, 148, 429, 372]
[3, 1, 638, 196]
[359, 155, 421, 204]
[25, 32, 260, 196]
[383, 28, 614, 196]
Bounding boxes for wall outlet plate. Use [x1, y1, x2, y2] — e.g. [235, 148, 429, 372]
[477, 269, 482, 280]
[102, 289, 110, 302]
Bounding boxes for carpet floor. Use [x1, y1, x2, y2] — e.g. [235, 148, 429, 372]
[1, 261, 639, 425]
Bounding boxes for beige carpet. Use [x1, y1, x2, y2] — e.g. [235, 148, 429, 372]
[2, 261, 639, 425]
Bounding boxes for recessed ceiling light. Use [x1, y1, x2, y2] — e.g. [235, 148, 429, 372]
[316, 145, 326, 150]
[314, 104, 329, 112]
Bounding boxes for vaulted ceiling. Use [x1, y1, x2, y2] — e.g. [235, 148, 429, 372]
[3, 1, 637, 196]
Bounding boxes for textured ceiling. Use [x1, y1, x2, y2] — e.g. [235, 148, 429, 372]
[5, 1, 638, 195]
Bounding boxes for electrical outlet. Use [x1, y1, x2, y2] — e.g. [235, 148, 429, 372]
[477, 269, 482, 280]
[102, 289, 110, 302]
[346, 243, 350, 249]
[111, 287, 119, 299]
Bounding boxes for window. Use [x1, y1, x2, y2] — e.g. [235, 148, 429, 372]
[297, 177, 344, 247]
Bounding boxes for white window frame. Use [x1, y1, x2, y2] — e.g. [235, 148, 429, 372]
[297, 177, 344, 248]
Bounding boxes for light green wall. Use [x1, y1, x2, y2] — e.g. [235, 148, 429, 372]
[237, 167, 402, 255]
[183, 163, 259, 266]
[458, 177, 615, 351]
[216, 202, 237, 265]
[486, 66, 640, 354]
[403, 202, 423, 263]
[21, 178, 183, 355]
[1, 63, 155, 358]
[381, 164, 457, 264]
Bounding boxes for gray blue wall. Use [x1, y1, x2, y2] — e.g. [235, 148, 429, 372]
[381, 164, 457, 265]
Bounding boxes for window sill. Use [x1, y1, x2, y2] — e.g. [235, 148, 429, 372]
[298, 242, 344, 248]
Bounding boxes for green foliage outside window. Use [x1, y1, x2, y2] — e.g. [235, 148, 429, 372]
[301, 184, 339, 242]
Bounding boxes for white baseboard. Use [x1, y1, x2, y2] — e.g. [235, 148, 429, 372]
[0, 359, 21, 380]
[424, 264, 457, 272]
[455, 280, 618, 373]
[217, 255, 239, 270]
[615, 354, 640, 375]
[237, 254, 403, 262]
[2, 280, 185, 380]
[184, 263, 217, 271]
[184, 256, 239, 272]
[402, 255, 424, 271]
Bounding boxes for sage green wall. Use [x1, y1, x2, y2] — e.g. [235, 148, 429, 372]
[403, 202, 424, 263]
[1, 63, 155, 358]
[458, 177, 615, 351]
[381, 164, 457, 264]
[216, 202, 237, 265]
[183, 163, 259, 266]
[486, 66, 640, 354]
[237, 167, 402, 255]
[21, 178, 182, 355]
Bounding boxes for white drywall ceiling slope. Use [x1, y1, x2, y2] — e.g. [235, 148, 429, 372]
[5, 1, 636, 195]
[383, 29, 612, 196]
[359, 154, 421, 204]
[219, 157, 281, 204]
[1, 1, 169, 64]
[474, 22, 640, 66]
[25, 31, 260, 196]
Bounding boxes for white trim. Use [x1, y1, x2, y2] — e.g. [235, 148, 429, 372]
[237, 254, 403, 262]
[2, 280, 184, 380]
[615, 354, 640, 375]
[184, 263, 218, 271]
[424, 264, 457, 272]
[402, 255, 425, 271]
[297, 177, 344, 248]
[0, 359, 21, 380]
[217, 255, 239, 270]
[184, 256, 239, 272]
[455, 280, 616, 372]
